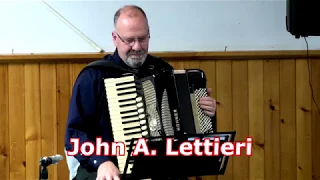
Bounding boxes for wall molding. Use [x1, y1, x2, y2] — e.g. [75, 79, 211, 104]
[0, 50, 319, 63]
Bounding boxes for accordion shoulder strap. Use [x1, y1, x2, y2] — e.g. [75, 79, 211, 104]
[75, 59, 137, 81]
[85, 59, 136, 73]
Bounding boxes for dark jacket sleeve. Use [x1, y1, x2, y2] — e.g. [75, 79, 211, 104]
[64, 68, 111, 170]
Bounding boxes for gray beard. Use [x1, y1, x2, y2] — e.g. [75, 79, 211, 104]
[125, 54, 147, 69]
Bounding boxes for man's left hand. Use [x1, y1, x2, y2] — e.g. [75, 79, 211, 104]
[199, 88, 216, 117]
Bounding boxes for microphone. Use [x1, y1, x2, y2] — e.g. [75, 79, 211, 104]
[39, 154, 63, 166]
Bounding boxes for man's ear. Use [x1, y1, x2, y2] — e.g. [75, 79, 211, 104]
[112, 31, 117, 46]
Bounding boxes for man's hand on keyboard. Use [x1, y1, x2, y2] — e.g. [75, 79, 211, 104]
[96, 161, 120, 180]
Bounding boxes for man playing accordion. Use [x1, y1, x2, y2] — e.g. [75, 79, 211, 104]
[64, 5, 217, 180]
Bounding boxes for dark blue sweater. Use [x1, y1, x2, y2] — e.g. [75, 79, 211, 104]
[64, 49, 173, 171]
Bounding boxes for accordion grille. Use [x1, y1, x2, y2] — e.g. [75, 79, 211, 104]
[173, 109, 180, 132]
[161, 89, 174, 136]
[195, 88, 213, 133]
[141, 80, 162, 137]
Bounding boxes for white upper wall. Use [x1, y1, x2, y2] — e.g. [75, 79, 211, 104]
[1, 0, 319, 54]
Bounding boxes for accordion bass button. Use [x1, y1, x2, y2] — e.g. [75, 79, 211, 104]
[140, 120, 146, 125]
[136, 97, 142, 102]
[142, 131, 148, 136]
[138, 108, 144, 113]
[136, 102, 143, 108]
[141, 125, 147, 130]
[139, 114, 146, 119]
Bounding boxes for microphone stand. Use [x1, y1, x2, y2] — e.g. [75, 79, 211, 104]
[39, 163, 48, 180]
[39, 158, 49, 180]
[38, 154, 63, 180]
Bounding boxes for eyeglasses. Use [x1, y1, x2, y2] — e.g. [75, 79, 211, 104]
[115, 32, 150, 47]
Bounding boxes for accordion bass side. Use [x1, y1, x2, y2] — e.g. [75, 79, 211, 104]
[102, 68, 215, 174]
[172, 69, 215, 135]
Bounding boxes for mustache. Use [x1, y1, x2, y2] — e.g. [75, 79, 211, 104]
[127, 50, 146, 56]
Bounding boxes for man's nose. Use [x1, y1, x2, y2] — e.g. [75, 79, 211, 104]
[132, 40, 142, 50]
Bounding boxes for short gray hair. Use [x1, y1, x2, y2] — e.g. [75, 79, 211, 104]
[113, 5, 148, 27]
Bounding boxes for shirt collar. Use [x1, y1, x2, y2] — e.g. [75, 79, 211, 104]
[111, 48, 130, 68]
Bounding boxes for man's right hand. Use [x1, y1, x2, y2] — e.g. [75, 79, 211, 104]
[96, 161, 120, 180]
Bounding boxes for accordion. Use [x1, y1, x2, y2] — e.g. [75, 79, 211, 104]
[103, 68, 215, 174]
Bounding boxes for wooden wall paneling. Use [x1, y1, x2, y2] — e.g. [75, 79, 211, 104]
[25, 63, 42, 179]
[56, 64, 71, 179]
[248, 60, 264, 180]
[279, 59, 297, 180]
[231, 60, 249, 180]
[311, 58, 320, 180]
[168, 59, 187, 70]
[263, 59, 281, 180]
[199, 60, 216, 99]
[185, 59, 200, 69]
[40, 63, 58, 179]
[1, 51, 320, 180]
[199, 59, 217, 180]
[0, 64, 9, 180]
[8, 64, 26, 179]
[215, 60, 233, 180]
[296, 58, 312, 180]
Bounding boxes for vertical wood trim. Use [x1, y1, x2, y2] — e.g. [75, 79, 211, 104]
[25, 63, 42, 179]
[40, 63, 58, 179]
[199, 60, 217, 99]
[8, 64, 26, 179]
[56, 64, 71, 180]
[280, 59, 297, 180]
[248, 60, 264, 180]
[231, 60, 249, 180]
[0, 64, 9, 179]
[263, 59, 281, 180]
[216, 60, 233, 180]
[296, 59, 312, 180]
[311, 58, 320, 180]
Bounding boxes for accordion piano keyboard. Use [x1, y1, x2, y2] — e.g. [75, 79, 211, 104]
[104, 75, 149, 174]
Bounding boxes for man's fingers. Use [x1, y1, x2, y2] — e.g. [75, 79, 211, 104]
[200, 104, 215, 112]
[200, 98, 216, 108]
[113, 175, 121, 180]
[204, 110, 215, 117]
[96, 177, 105, 180]
[111, 171, 120, 180]
[98, 172, 118, 180]
[105, 174, 112, 180]
[200, 99, 214, 106]
[200, 96, 212, 101]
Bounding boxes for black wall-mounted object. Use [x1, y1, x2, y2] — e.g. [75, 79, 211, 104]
[286, 0, 320, 39]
